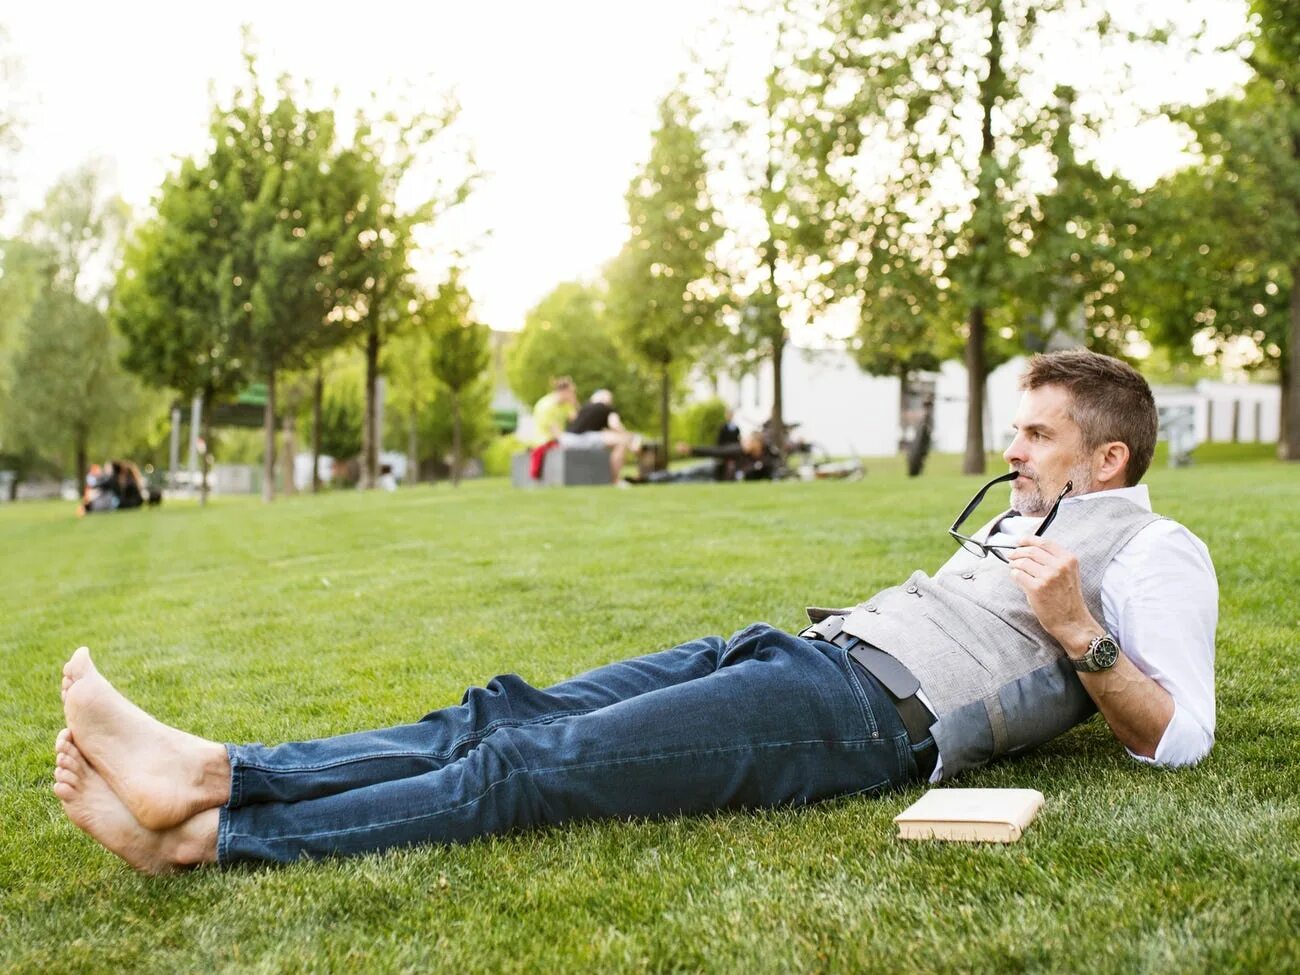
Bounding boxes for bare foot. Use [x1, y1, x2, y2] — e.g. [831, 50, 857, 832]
[53, 730, 218, 874]
[62, 648, 231, 830]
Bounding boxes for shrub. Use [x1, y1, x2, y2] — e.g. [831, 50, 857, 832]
[482, 434, 526, 477]
[670, 398, 728, 449]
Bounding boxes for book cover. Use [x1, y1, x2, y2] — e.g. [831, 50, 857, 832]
[894, 788, 1045, 843]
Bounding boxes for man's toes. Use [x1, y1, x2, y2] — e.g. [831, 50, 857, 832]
[53, 781, 75, 803]
[63, 647, 95, 683]
[54, 766, 80, 788]
[55, 728, 71, 752]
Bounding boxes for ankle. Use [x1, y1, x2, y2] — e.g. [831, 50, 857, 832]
[169, 809, 220, 867]
[199, 743, 233, 804]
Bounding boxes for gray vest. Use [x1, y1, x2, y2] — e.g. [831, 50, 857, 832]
[809, 495, 1160, 779]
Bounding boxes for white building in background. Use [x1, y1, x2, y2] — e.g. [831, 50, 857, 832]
[692, 346, 1281, 458]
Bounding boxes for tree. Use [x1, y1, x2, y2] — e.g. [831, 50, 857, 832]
[6, 291, 151, 485]
[330, 102, 478, 490]
[506, 281, 656, 428]
[607, 88, 723, 456]
[697, 1, 843, 449]
[113, 154, 248, 504]
[1133, 85, 1295, 453]
[383, 324, 436, 485]
[207, 58, 350, 502]
[1146, 0, 1300, 459]
[424, 269, 490, 486]
[7, 164, 155, 485]
[790, 0, 1189, 471]
[387, 375, 495, 482]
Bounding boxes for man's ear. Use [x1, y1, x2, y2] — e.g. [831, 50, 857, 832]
[1095, 441, 1130, 487]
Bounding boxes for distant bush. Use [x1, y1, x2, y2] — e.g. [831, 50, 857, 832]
[482, 434, 525, 477]
[670, 398, 728, 448]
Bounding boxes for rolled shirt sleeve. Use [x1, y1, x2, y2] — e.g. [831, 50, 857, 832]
[1101, 518, 1218, 768]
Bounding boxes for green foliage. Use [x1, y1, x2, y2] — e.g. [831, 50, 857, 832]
[315, 373, 365, 461]
[607, 87, 723, 450]
[608, 89, 722, 371]
[422, 269, 491, 484]
[480, 433, 524, 477]
[425, 269, 491, 395]
[506, 281, 656, 428]
[2, 164, 161, 481]
[700, 3, 844, 428]
[789, 0, 1193, 465]
[329, 93, 478, 486]
[112, 156, 247, 411]
[386, 375, 494, 472]
[670, 397, 728, 449]
[5, 290, 154, 478]
[0, 238, 45, 413]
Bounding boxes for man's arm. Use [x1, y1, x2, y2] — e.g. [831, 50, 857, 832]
[1007, 538, 1174, 758]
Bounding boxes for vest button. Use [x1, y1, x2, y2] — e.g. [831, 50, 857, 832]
[866, 605, 879, 613]
[905, 584, 919, 595]
[962, 572, 975, 580]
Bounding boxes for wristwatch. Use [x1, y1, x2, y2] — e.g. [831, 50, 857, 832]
[1072, 633, 1121, 672]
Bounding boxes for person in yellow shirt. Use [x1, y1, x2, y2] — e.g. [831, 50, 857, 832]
[530, 376, 579, 445]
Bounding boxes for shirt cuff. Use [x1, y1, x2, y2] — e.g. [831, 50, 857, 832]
[1126, 700, 1214, 768]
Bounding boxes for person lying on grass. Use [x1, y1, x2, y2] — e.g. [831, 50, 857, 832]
[52, 349, 1217, 873]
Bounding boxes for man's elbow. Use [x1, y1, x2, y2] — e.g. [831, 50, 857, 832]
[1143, 724, 1215, 769]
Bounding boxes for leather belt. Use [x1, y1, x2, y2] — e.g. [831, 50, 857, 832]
[799, 615, 939, 781]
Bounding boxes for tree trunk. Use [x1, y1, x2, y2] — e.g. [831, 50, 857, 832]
[199, 401, 212, 508]
[282, 401, 297, 497]
[361, 328, 380, 489]
[964, 305, 988, 474]
[898, 368, 911, 453]
[1283, 265, 1300, 460]
[660, 366, 671, 467]
[262, 369, 277, 503]
[770, 332, 787, 450]
[451, 393, 463, 487]
[407, 404, 420, 486]
[74, 438, 88, 495]
[312, 368, 323, 493]
[962, 0, 1003, 476]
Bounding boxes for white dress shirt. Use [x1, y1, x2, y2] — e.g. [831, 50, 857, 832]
[924, 484, 1218, 781]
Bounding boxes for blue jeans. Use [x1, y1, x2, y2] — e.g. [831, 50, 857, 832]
[218, 624, 924, 863]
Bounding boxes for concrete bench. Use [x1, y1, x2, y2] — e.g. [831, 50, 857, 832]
[511, 447, 612, 488]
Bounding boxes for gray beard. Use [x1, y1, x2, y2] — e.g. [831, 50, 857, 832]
[1010, 460, 1094, 516]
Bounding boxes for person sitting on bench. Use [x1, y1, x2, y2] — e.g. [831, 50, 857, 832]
[560, 389, 639, 483]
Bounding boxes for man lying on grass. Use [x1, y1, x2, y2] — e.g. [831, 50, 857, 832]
[52, 350, 1217, 873]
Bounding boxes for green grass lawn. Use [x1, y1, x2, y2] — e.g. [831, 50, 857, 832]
[2, 447, 1297, 973]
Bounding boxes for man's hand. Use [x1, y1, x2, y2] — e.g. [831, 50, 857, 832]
[1005, 538, 1100, 656]
[1007, 537, 1175, 759]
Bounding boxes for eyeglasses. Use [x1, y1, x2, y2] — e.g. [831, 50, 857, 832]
[948, 471, 1072, 562]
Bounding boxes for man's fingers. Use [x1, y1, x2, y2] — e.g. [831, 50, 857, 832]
[1007, 545, 1053, 569]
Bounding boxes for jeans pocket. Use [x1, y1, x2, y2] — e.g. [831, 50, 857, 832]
[835, 647, 881, 741]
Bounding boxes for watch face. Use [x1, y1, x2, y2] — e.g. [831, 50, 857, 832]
[1092, 636, 1120, 669]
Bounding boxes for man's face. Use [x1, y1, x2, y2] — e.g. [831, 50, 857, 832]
[1002, 384, 1095, 516]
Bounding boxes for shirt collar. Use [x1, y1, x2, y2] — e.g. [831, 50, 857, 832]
[1059, 483, 1151, 512]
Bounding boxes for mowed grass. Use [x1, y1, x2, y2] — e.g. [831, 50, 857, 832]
[1, 446, 1297, 974]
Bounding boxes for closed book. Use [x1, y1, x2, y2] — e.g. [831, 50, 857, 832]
[894, 788, 1044, 843]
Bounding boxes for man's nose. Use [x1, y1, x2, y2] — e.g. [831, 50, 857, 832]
[1003, 434, 1023, 465]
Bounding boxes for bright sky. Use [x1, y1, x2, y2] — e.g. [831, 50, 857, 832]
[1, 1, 1251, 334]
[2, 0, 731, 331]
